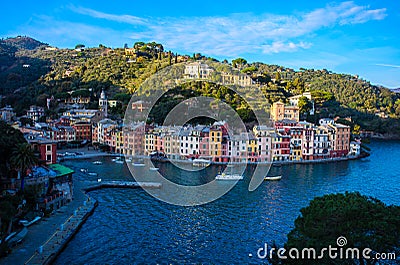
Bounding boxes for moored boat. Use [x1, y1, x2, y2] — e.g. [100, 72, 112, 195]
[93, 161, 103, 165]
[264, 175, 282, 181]
[19, 216, 41, 227]
[193, 158, 211, 167]
[215, 173, 243, 180]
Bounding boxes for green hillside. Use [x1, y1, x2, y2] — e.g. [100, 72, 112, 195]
[0, 36, 399, 136]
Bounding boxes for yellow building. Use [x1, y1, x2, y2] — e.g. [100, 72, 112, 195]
[124, 48, 137, 56]
[246, 134, 258, 162]
[164, 131, 180, 159]
[209, 127, 222, 159]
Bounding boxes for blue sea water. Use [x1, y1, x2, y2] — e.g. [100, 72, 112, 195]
[55, 140, 400, 264]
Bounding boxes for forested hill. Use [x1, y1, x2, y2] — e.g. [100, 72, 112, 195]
[0, 36, 399, 136]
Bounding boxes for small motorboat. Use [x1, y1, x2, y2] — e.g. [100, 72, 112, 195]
[80, 168, 88, 173]
[97, 178, 102, 182]
[132, 163, 145, 167]
[149, 167, 159, 171]
[19, 216, 41, 227]
[215, 173, 243, 181]
[88, 172, 98, 176]
[125, 158, 132, 163]
[264, 175, 282, 181]
[93, 161, 103, 165]
[192, 158, 211, 167]
[115, 160, 124, 164]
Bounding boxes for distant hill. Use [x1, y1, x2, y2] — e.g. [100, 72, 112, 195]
[392, 88, 400, 93]
[1, 36, 48, 50]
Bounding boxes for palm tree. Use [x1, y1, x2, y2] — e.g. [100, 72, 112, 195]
[10, 143, 38, 191]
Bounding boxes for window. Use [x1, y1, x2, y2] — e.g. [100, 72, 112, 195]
[47, 145, 51, 151]
[46, 154, 52, 161]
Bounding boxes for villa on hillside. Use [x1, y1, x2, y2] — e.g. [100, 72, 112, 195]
[184, 62, 214, 79]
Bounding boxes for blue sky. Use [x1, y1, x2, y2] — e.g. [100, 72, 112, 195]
[2, 1, 400, 88]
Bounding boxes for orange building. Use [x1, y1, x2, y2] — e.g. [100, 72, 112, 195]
[271, 101, 299, 122]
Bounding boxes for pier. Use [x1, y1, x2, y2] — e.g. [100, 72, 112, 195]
[83, 181, 162, 192]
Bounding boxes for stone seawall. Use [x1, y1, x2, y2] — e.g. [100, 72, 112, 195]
[24, 198, 97, 265]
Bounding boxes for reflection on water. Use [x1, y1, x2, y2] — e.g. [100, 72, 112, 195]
[56, 140, 400, 264]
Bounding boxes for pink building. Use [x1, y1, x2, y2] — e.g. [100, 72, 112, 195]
[199, 127, 210, 158]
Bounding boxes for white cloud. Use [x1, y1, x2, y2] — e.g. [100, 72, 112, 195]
[262, 41, 312, 54]
[69, 5, 147, 25]
[375, 63, 400, 69]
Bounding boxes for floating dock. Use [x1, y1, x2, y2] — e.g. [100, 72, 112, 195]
[83, 181, 162, 192]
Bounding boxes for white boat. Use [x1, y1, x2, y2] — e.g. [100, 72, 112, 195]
[19, 216, 41, 227]
[7, 227, 28, 247]
[88, 172, 98, 176]
[97, 178, 102, 182]
[115, 160, 124, 164]
[215, 173, 243, 180]
[80, 168, 88, 173]
[111, 158, 117, 162]
[0, 231, 17, 244]
[93, 161, 103, 165]
[125, 158, 132, 163]
[193, 158, 211, 167]
[264, 175, 282, 181]
[132, 163, 145, 167]
[149, 167, 159, 171]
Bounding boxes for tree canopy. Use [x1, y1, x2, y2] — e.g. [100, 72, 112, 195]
[0, 121, 27, 179]
[270, 192, 400, 265]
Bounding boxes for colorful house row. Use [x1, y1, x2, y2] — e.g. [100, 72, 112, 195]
[101, 118, 354, 163]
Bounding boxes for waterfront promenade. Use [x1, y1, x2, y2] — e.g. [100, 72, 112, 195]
[60, 146, 367, 165]
[0, 181, 93, 265]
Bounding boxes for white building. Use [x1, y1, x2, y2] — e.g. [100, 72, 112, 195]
[27, 106, 45, 122]
[349, 141, 361, 156]
[288, 92, 312, 106]
[95, 118, 117, 144]
[184, 62, 213, 79]
[179, 127, 200, 158]
[313, 127, 331, 159]
[0, 105, 15, 122]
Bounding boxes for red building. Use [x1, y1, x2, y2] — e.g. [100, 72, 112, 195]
[73, 122, 92, 141]
[26, 134, 57, 165]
